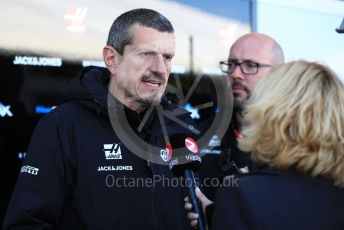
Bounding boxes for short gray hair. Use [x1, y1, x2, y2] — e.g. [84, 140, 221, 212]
[106, 8, 174, 55]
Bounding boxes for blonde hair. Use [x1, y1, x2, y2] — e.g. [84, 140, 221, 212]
[239, 60, 344, 187]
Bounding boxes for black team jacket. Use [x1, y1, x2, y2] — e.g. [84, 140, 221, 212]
[3, 67, 194, 230]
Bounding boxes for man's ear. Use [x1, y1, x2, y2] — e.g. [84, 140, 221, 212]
[103, 45, 120, 74]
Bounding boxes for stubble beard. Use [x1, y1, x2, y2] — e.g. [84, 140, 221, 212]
[136, 73, 166, 106]
[135, 92, 163, 107]
[233, 92, 250, 113]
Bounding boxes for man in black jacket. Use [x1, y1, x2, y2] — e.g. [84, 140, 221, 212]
[4, 8, 194, 229]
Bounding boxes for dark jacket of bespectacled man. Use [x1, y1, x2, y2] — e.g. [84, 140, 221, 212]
[3, 9, 195, 230]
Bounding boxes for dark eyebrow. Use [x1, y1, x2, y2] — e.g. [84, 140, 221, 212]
[227, 58, 238, 62]
[228, 58, 259, 63]
[243, 59, 260, 63]
[164, 51, 175, 57]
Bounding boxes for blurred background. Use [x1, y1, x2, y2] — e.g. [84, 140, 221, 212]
[0, 0, 343, 225]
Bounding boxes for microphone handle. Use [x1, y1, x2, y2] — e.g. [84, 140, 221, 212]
[184, 170, 206, 230]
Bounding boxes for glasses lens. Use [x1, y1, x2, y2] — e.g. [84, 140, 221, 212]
[241, 62, 258, 74]
[227, 61, 237, 73]
[220, 62, 228, 73]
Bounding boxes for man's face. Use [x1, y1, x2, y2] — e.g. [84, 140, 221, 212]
[228, 36, 274, 110]
[110, 25, 175, 110]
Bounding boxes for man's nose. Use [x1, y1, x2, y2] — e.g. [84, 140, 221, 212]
[150, 55, 167, 75]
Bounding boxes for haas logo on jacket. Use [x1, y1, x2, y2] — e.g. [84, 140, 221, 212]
[103, 143, 122, 160]
[20, 165, 39, 175]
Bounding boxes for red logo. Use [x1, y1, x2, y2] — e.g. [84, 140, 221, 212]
[64, 7, 88, 33]
[185, 137, 198, 154]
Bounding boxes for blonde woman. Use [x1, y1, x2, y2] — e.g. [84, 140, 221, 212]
[185, 61, 344, 229]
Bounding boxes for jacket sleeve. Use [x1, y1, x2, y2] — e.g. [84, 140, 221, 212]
[3, 113, 73, 229]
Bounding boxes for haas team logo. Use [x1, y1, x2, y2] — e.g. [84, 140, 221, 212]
[160, 143, 172, 162]
[103, 143, 122, 160]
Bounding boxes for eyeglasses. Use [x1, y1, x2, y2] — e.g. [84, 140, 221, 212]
[220, 60, 272, 75]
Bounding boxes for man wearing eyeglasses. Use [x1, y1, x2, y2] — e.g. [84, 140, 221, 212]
[222, 32, 284, 169]
[198, 33, 284, 199]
